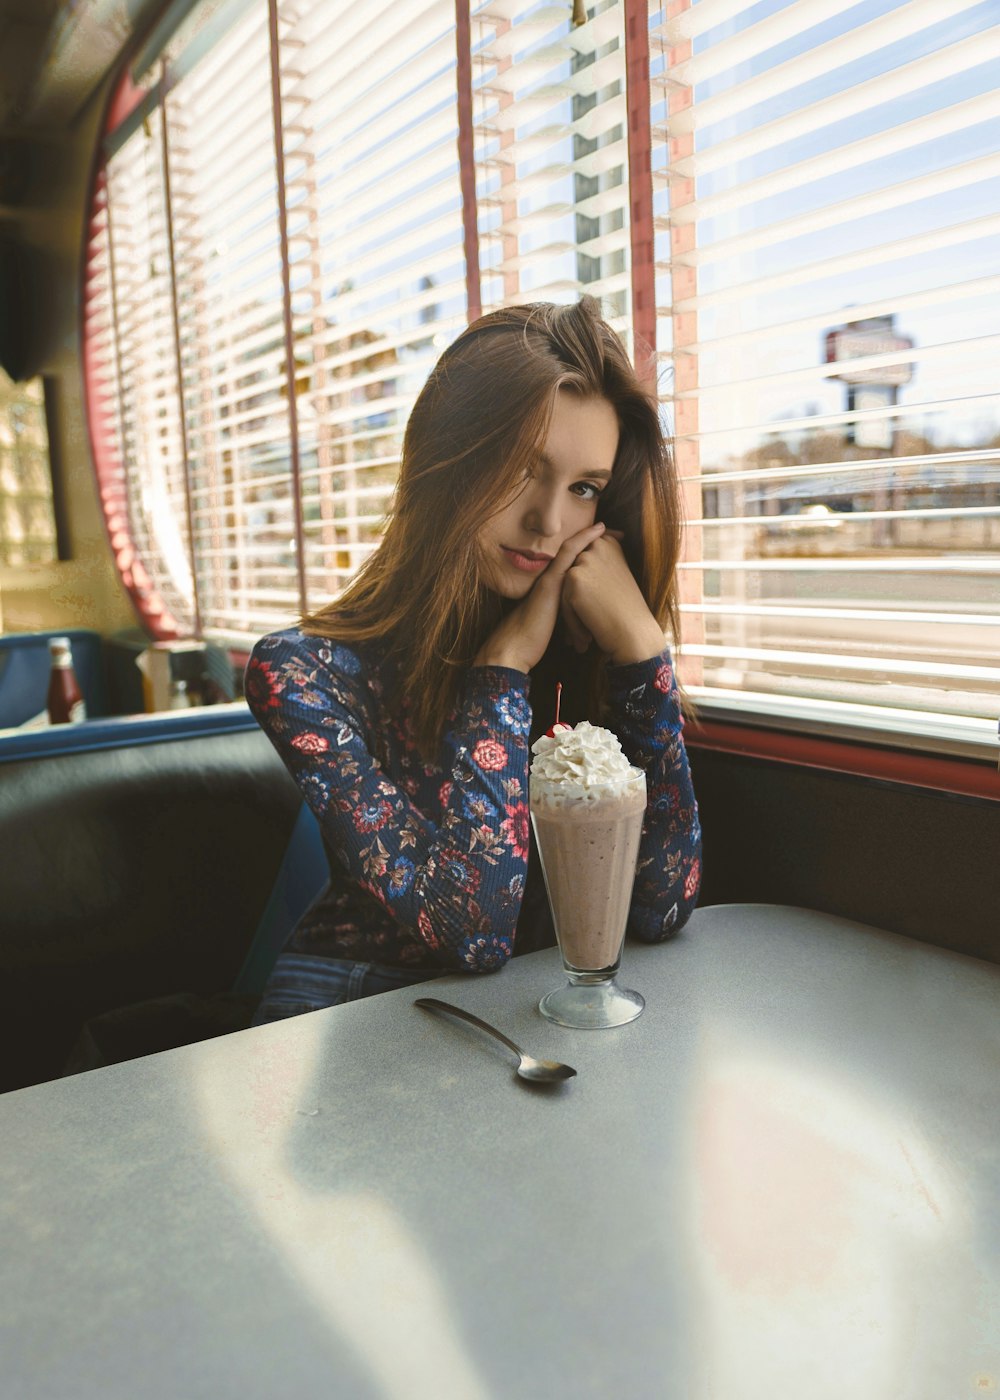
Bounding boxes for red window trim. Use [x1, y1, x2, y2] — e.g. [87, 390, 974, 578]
[81, 163, 182, 642]
[266, 0, 307, 618]
[623, 0, 656, 382]
[455, 0, 482, 324]
[686, 717, 999, 803]
[81, 45, 183, 643]
[105, 70, 149, 134]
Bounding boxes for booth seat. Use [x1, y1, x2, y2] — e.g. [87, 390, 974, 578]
[0, 706, 302, 1093]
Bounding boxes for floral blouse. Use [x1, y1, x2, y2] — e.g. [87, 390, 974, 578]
[244, 628, 701, 976]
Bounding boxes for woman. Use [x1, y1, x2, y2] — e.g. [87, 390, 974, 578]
[244, 298, 701, 1023]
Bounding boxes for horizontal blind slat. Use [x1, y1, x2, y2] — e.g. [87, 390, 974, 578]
[681, 602, 1000, 628]
[681, 644, 1000, 684]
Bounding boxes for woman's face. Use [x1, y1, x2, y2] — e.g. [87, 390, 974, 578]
[478, 391, 620, 599]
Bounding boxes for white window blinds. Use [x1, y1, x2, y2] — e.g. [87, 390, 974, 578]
[102, 106, 195, 630]
[651, 0, 1000, 736]
[89, 0, 468, 648]
[275, 0, 467, 631]
[165, 6, 289, 643]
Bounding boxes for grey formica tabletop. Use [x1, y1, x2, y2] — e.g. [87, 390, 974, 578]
[1, 904, 998, 1400]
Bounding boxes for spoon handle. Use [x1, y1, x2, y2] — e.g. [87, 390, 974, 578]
[414, 997, 525, 1060]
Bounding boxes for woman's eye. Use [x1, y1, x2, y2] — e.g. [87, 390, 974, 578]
[571, 482, 603, 500]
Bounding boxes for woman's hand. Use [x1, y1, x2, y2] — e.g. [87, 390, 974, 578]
[561, 532, 666, 666]
[473, 522, 608, 672]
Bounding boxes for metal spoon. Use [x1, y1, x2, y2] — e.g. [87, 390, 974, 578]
[414, 997, 577, 1083]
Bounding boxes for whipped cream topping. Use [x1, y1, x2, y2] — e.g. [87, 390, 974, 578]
[530, 720, 642, 802]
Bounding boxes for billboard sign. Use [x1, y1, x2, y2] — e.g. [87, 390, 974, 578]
[824, 316, 915, 387]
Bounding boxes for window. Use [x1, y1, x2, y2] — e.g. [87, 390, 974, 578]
[84, 0, 999, 756]
[650, 0, 999, 751]
[87, 0, 470, 645]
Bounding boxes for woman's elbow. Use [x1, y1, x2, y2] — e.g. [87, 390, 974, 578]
[456, 932, 516, 972]
[418, 899, 517, 972]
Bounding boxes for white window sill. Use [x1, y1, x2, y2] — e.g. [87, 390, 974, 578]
[686, 688, 998, 765]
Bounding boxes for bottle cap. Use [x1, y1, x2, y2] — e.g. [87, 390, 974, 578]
[48, 636, 71, 652]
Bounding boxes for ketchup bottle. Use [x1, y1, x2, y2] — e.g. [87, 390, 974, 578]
[46, 637, 87, 725]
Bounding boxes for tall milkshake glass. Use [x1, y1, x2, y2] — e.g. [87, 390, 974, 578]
[529, 721, 647, 1028]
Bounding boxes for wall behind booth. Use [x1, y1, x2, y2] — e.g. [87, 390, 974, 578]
[0, 88, 137, 639]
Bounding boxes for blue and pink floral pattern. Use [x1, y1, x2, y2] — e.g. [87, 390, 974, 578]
[245, 628, 701, 977]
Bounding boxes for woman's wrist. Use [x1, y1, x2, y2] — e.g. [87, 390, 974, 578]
[608, 620, 666, 667]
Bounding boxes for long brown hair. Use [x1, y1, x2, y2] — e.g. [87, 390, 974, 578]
[301, 298, 683, 757]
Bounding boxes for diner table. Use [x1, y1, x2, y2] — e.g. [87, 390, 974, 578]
[1, 903, 998, 1400]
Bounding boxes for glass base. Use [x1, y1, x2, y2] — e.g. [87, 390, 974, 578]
[538, 977, 644, 1029]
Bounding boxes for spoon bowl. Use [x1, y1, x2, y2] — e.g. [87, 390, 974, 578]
[511, 1053, 577, 1084]
[415, 997, 577, 1084]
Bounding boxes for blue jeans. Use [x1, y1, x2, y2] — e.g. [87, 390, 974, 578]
[252, 953, 442, 1026]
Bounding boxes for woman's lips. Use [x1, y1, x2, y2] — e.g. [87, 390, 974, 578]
[501, 546, 554, 573]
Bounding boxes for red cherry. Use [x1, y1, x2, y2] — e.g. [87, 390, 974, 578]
[545, 722, 572, 738]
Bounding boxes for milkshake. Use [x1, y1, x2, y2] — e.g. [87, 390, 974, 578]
[530, 721, 647, 1027]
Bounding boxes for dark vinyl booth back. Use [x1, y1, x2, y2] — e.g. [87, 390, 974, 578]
[0, 721, 302, 1092]
[689, 747, 999, 967]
